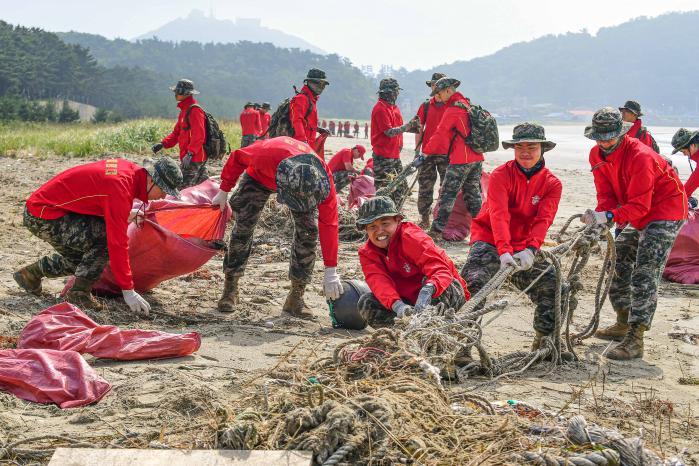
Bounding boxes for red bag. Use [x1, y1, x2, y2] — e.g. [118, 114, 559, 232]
[663, 211, 699, 284]
[433, 171, 490, 242]
[0, 348, 111, 408]
[18, 303, 201, 360]
[347, 175, 376, 211]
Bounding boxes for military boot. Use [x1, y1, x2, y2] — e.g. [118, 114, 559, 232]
[595, 309, 629, 341]
[282, 280, 307, 316]
[217, 273, 240, 313]
[606, 323, 647, 360]
[418, 213, 431, 230]
[65, 277, 104, 311]
[13, 262, 44, 296]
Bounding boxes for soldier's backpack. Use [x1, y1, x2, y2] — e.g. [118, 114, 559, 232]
[266, 87, 313, 138]
[184, 104, 229, 160]
[450, 100, 499, 154]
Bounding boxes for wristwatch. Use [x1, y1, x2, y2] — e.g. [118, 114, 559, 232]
[605, 211, 614, 222]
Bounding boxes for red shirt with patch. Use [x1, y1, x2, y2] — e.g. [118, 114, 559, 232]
[327, 148, 354, 173]
[371, 99, 403, 159]
[423, 92, 482, 164]
[161, 96, 207, 162]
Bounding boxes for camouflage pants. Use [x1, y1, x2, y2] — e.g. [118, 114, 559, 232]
[181, 161, 209, 188]
[417, 155, 449, 216]
[332, 171, 353, 193]
[433, 162, 483, 232]
[609, 220, 684, 328]
[223, 173, 318, 284]
[22, 208, 108, 282]
[372, 154, 408, 206]
[461, 241, 557, 334]
[240, 135, 257, 148]
[357, 279, 467, 328]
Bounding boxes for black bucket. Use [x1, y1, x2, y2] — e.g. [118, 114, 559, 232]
[328, 279, 370, 330]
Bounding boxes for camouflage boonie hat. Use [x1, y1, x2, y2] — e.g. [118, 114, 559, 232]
[356, 196, 402, 229]
[377, 78, 402, 93]
[244, 102, 253, 108]
[584, 107, 633, 141]
[426, 72, 446, 87]
[169, 79, 199, 96]
[143, 157, 183, 198]
[275, 153, 331, 212]
[305, 68, 330, 85]
[502, 123, 556, 152]
[671, 128, 699, 154]
[431, 77, 461, 96]
[618, 100, 643, 117]
[262, 102, 271, 109]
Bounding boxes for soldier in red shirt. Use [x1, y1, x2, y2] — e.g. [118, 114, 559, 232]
[353, 121, 360, 138]
[329, 120, 336, 136]
[290, 68, 329, 148]
[14, 158, 182, 313]
[327, 144, 366, 192]
[239, 102, 261, 148]
[462, 123, 562, 350]
[356, 196, 469, 328]
[210, 137, 343, 315]
[364, 122, 369, 139]
[581, 107, 686, 360]
[618, 100, 659, 153]
[259, 102, 272, 139]
[671, 128, 699, 206]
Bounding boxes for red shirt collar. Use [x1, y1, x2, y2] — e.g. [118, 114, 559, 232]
[177, 95, 196, 110]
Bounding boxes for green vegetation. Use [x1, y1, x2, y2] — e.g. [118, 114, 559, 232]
[0, 119, 241, 157]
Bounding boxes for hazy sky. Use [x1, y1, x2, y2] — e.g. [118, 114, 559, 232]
[1, 0, 696, 70]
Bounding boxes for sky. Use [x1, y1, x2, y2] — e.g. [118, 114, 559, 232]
[1, 0, 697, 70]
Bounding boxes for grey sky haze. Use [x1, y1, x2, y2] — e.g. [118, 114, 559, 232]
[1, 0, 697, 70]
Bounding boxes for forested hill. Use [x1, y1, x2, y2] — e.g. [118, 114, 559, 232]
[58, 32, 375, 119]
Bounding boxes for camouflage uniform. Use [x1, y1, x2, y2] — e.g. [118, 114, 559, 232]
[609, 221, 684, 328]
[180, 161, 209, 188]
[22, 209, 108, 282]
[372, 154, 407, 205]
[461, 241, 557, 334]
[240, 135, 257, 148]
[357, 279, 466, 328]
[432, 162, 483, 232]
[332, 170, 353, 193]
[223, 173, 318, 284]
[417, 154, 449, 217]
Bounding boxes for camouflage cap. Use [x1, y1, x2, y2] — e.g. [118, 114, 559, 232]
[377, 78, 402, 93]
[430, 77, 461, 96]
[583, 107, 633, 141]
[426, 72, 447, 87]
[169, 79, 199, 96]
[502, 123, 556, 152]
[618, 100, 643, 117]
[244, 102, 253, 108]
[305, 68, 330, 85]
[671, 128, 699, 154]
[356, 196, 403, 229]
[262, 102, 271, 109]
[275, 153, 331, 212]
[143, 157, 183, 198]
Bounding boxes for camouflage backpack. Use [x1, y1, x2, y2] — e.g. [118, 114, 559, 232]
[451, 100, 499, 154]
[266, 87, 313, 138]
[184, 104, 229, 160]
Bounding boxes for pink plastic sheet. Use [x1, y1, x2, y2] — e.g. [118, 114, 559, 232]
[663, 211, 699, 284]
[347, 175, 376, 210]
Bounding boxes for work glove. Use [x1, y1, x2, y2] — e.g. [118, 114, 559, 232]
[499, 252, 520, 271]
[211, 190, 229, 212]
[317, 127, 330, 136]
[412, 152, 426, 168]
[581, 209, 609, 226]
[122, 289, 151, 316]
[414, 283, 436, 313]
[391, 300, 414, 319]
[689, 197, 698, 210]
[181, 151, 193, 169]
[323, 267, 343, 301]
[128, 208, 145, 227]
[151, 142, 164, 153]
[513, 248, 536, 271]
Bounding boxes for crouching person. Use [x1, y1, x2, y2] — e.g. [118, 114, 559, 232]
[211, 136, 344, 315]
[355, 196, 469, 328]
[461, 123, 562, 349]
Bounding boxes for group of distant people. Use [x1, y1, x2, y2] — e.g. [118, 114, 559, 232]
[239, 102, 272, 147]
[322, 120, 367, 139]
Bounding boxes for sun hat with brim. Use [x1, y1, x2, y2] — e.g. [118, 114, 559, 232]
[377, 77, 402, 93]
[618, 100, 643, 117]
[355, 196, 403, 229]
[430, 77, 461, 96]
[305, 68, 330, 85]
[583, 107, 633, 141]
[275, 153, 331, 212]
[671, 128, 699, 154]
[169, 79, 199, 96]
[426, 72, 446, 87]
[502, 122, 556, 152]
[143, 157, 183, 199]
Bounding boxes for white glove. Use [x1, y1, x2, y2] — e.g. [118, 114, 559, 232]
[128, 208, 144, 227]
[122, 289, 151, 316]
[391, 300, 414, 318]
[499, 252, 520, 271]
[581, 209, 609, 225]
[323, 267, 343, 300]
[211, 190, 229, 212]
[513, 248, 536, 271]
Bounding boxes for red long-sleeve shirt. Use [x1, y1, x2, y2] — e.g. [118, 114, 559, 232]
[590, 135, 687, 229]
[359, 222, 469, 310]
[371, 99, 403, 159]
[289, 85, 318, 147]
[327, 148, 354, 173]
[471, 160, 562, 255]
[628, 119, 657, 151]
[684, 152, 699, 198]
[161, 96, 207, 163]
[361, 158, 374, 176]
[26, 159, 149, 290]
[260, 112, 271, 136]
[240, 108, 261, 136]
[416, 97, 447, 149]
[220, 137, 338, 267]
[423, 92, 482, 164]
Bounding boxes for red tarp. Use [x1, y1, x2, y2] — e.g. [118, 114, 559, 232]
[663, 211, 699, 284]
[433, 171, 490, 242]
[346, 174, 376, 210]
[18, 303, 201, 360]
[0, 348, 111, 408]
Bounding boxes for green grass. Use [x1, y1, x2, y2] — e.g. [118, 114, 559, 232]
[0, 119, 242, 157]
